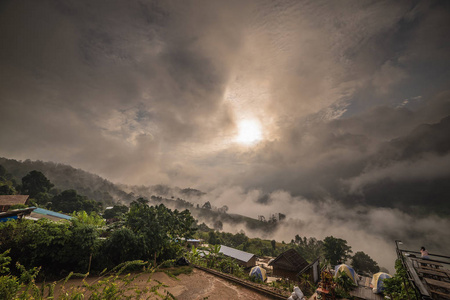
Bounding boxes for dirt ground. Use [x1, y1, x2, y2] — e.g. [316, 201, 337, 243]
[52, 268, 274, 299]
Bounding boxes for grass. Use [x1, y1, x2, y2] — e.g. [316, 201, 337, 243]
[163, 266, 194, 277]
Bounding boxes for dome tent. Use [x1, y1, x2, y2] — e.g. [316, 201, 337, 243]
[334, 264, 358, 285]
[371, 272, 392, 293]
[249, 266, 267, 282]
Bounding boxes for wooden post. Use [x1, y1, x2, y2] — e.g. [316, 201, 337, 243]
[88, 253, 92, 274]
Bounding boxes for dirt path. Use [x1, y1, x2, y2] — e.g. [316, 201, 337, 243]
[52, 269, 273, 299]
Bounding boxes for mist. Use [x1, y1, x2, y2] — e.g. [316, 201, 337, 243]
[1, 0, 450, 272]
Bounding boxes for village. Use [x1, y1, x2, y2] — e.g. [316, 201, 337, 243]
[2, 194, 450, 300]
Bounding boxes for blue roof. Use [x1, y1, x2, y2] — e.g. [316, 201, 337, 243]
[219, 245, 255, 263]
[32, 207, 73, 220]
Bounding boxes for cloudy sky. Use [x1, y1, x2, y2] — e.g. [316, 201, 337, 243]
[1, 0, 450, 268]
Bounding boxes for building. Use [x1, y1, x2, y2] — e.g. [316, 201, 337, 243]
[0, 195, 30, 212]
[269, 249, 309, 281]
[298, 257, 321, 283]
[219, 245, 257, 268]
[0, 206, 72, 222]
[27, 207, 72, 222]
[0, 207, 35, 222]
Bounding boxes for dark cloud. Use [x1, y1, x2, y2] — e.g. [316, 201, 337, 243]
[1, 0, 450, 265]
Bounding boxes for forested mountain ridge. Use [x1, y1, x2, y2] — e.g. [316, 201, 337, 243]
[0, 157, 278, 234]
[0, 157, 133, 205]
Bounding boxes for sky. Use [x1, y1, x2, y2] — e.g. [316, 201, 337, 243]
[1, 0, 450, 270]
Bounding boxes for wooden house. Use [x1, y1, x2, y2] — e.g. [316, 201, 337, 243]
[269, 249, 309, 281]
[0, 195, 29, 212]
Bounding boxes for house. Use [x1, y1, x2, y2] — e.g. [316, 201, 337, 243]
[27, 207, 72, 222]
[219, 245, 257, 268]
[0, 195, 30, 212]
[298, 257, 321, 283]
[186, 239, 201, 248]
[269, 249, 309, 281]
[0, 206, 72, 222]
[0, 207, 35, 222]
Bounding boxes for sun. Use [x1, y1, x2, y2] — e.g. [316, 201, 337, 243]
[235, 119, 263, 145]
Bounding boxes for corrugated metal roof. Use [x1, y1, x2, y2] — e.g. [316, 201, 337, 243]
[32, 207, 72, 220]
[269, 249, 308, 271]
[219, 245, 255, 263]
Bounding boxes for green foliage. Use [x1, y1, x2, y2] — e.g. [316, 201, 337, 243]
[351, 251, 380, 275]
[8, 204, 27, 210]
[0, 250, 12, 274]
[52, 189, 102, 214]
[0, 157, 133, 206]
[383, 259, 418, 300]
[323, 236, 352, 265]
[0, 165, 17, 195]
[71, 211, 106, 226]
[195, 244, 245, 278]
[125, 201, 196, 263]
[334, 270, 357, 292]
[100, 228, 145, 268]
[292, 235, 323, 262]
[164, 266, 193, 277]
[0, 251, 174, 300]
[103, 205, 128, 219]
[0, 219, 100, 277]
[22, 170, 54, 198]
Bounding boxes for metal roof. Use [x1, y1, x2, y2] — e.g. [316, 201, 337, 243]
[31, 207, 73, 220]
[269, 249, 308, 271]
[219, 245, 255, 263]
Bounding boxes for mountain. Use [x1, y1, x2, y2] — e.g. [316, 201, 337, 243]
[0, 157, 278, 235]
[0, 157, 134, 205]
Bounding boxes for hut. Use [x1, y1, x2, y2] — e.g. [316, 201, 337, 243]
[0, 195, 30, 212]
[298, 257, 321, 283]
[219, 245, 257, 268]
[269, 249, 309, 281]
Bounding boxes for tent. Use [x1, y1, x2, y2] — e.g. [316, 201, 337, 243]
[334, 264, 358, 284]
[249, 266, 267, 282]
[371, 272, 392, 294]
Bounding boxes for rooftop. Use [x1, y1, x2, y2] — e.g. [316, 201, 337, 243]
[269, 249, 309, 271]
[219, 245, 255, 263]
[0, 195, 29, 206]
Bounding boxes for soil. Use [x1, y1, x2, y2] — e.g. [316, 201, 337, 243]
[51, 268, 274, 299]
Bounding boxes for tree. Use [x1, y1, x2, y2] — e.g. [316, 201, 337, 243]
[71, 211, 106, 226]
[103, 205, 129, 219]
[51, 189, 102, 214]
[213, 220, 223, 231]
[271, 240, 276, 250]
[21, 171, 53, 198]
[323, 236, 352, 265]
[384, 259, 418, 300]
[218, 205, 228, 213]
[351, 251, 380, 275]
[125, 202, 196, 262]
[0, 165, 17, 195]
[293, 236, 324, 262]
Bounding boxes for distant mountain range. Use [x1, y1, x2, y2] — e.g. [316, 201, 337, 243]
[1, 115, 449, 218]
[0, 156, 280, 235]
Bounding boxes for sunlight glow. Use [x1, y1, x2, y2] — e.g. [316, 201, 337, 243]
[235, 119, 263, 145]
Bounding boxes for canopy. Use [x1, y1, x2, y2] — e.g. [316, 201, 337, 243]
[334, 264, 358, 284]
[249, 266, 267, 282]
[371, 272, 392, 294]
